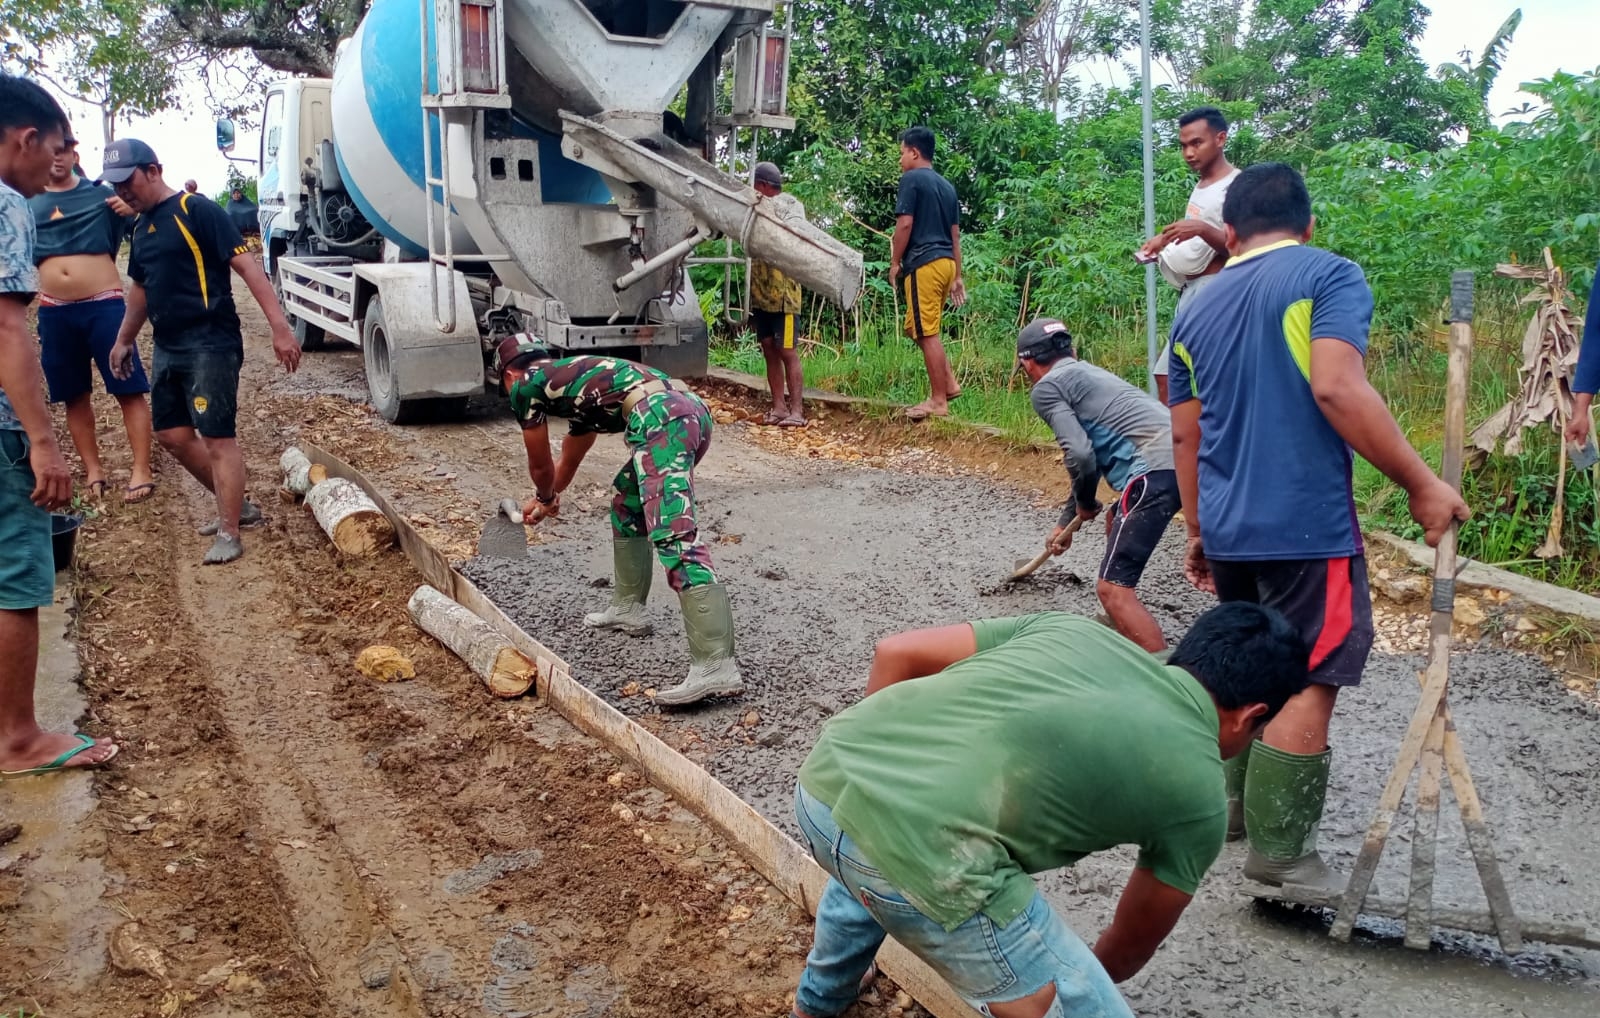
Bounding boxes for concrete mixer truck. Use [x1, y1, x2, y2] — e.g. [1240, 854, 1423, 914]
[217, 0, 862, 423]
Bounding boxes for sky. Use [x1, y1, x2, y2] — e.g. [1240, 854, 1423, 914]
[35, 0, 1600, 196]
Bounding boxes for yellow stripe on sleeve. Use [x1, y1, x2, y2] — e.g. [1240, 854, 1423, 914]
[1282, 298, 1313, 382]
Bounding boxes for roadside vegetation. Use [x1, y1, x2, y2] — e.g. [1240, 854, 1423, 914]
[697, 2, 1600, 592]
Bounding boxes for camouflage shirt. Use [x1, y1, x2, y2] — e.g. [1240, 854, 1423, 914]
[749, 192, 805, 314]
[508, 355, 670, 435]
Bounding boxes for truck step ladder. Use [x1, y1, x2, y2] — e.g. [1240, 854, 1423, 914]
[420, 0, 512, 332]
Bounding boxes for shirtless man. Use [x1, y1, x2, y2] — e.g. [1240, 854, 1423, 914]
[28, 134, 154, 503]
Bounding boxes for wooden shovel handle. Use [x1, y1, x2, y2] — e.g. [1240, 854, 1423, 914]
[1007, 516, 1085, 581]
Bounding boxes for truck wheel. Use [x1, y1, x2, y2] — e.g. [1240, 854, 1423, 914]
[361, 297, 468, 424]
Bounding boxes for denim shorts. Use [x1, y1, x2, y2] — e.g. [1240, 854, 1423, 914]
[0, 430, 56, 610]
[792, 783, 1132, 1018]
[38, 296, 150, 403]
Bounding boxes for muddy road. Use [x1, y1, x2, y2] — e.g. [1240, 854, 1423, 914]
[0, 329, 911, 1018]
[6, 311, 1595, 1018]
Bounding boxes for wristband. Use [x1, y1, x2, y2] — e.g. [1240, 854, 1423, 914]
[535, 490, 556, 505]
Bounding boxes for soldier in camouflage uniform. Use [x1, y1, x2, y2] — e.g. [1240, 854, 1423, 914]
[495, 336, 741, 706]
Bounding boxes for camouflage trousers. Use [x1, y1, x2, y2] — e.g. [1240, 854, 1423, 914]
[611, 390, 717, 591]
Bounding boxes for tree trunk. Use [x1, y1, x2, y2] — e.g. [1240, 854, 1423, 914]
[304, 477, 395, 555]
[281, 447, 313, 495]
[407, 585, 536, 697]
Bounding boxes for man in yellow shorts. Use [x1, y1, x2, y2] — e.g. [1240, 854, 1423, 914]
[749, 161, 808, 427]
[889, 126, 965, 420]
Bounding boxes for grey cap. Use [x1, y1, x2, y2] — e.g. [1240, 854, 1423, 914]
[1017, 317, 1073, 360]
[100, 138, 160, 183]
[753, 161, 783, 186]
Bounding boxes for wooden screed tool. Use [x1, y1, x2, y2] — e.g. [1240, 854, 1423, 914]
[1242, 271, 1599, 954]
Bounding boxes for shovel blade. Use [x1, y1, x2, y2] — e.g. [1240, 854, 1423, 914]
[1569, 439, 1599, 473]
[476, 513, 529, 559]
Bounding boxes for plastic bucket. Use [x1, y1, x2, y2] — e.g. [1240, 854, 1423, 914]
[51, 513, 82, 572]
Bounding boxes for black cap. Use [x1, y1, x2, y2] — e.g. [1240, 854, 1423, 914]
[1017, 317, 1072, 360]
[753, 161, 783, 186]
[100, 138, 160, 183]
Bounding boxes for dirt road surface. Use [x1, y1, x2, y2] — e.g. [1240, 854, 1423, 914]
[3, 306, 1597, 1018]
[0, 322, 910, 1018]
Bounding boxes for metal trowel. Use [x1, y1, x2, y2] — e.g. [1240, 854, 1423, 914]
[476, 498, 529, 559]
[1004, 516, 1084, 582]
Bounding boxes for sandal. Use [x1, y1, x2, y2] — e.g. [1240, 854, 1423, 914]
[778, 414, 807, 428]
[902, 402, 948, 422]
[1, 733, 119, 777]
[85, 478, 108, 501]
[762, 409, 788, 425]
[123, 481, 157, 505]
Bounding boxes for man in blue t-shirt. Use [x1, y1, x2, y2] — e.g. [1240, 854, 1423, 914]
[1167, 162, 1468, 889]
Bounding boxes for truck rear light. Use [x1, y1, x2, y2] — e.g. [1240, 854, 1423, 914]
[461, 1, 496, 93]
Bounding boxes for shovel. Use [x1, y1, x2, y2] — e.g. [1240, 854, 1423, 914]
[1005, 516, 1084, 582]
[476, 498, 530, 559]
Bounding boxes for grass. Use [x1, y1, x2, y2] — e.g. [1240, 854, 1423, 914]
[708, 281, 1600, 593]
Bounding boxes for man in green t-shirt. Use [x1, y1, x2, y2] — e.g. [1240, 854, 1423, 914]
[788, 603, 1310, 1018]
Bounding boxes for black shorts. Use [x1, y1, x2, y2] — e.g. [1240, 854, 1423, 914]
[751, 309, 796, 350]
[1208, 555, 1374, 687]
[150, 341, 244, 438]
[1098, 470, 1182, 588]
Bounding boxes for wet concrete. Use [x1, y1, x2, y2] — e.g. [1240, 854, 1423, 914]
[0, 585, 114, 995]
[459, 427, 1600, 1016]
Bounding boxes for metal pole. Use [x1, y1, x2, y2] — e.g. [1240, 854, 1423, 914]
[1139, 0, 1158, 395]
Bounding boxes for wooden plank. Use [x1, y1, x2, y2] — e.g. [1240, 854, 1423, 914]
[1440, 709, 1524, 953]
[1404, 709, 1446, 949]
[1242, 882, 1595, 950]
[295, 444, 981, 1017]
[1330, 635, 1452, 942]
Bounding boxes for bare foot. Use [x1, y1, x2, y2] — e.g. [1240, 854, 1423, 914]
[0, 731, 119, 775]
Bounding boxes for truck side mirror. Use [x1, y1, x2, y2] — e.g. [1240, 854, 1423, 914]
[215, 118, 237, 153]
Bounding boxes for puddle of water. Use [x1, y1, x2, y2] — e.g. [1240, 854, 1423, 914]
[0, 587, 113, 994]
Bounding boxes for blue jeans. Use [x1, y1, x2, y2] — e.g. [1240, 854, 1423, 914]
[793, 783, 1132, 1018]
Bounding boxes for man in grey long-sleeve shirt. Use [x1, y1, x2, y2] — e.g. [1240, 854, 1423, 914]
[1019, 318, 1181, 650]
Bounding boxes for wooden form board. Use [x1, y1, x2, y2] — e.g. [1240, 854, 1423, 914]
[299, 445, 979, 1017]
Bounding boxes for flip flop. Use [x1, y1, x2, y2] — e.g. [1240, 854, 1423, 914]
[123, 482, 157, 505]
[1, 733, 119, 778]
[85, 479, 108, 500]
[778, 414, 807, 428]
[762, 409, 788, 425]
[948, 388, 963, 402]
[902, 403, 948, 421]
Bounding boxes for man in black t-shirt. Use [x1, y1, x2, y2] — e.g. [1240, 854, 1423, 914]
[889, 126, 965, 421]
[100, 139, 300, 565]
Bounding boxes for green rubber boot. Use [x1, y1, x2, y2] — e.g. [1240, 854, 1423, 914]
[655, 583, 744, 707]
[1222, 741, 1251, 842]
[1242, 742, 1341, 889]
[583, 538, 655, 636]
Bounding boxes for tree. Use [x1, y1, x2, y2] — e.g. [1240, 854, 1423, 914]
[166, 0, 370, 78]
[2, 0, 184, 145]
[1435, 8, 1522, 114]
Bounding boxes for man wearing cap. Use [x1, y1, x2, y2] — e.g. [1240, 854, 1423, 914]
[100, 139, 301, 564]
[749, 162, 808, 427]
[28, 132, 155, 505]
[494, 338, 742, 707]
[1018, 318, 1179, 652]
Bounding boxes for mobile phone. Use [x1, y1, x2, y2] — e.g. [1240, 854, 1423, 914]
[1133, 250, 1157, 265]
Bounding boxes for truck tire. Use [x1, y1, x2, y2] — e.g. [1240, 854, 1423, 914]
[361, 297, 468, 424]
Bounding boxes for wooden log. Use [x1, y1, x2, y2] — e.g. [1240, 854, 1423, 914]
[305, 477, 397, 556]
[309, 463, 328, 486]
[407, 585, 535, 698]
[281, 446, 314, 496]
